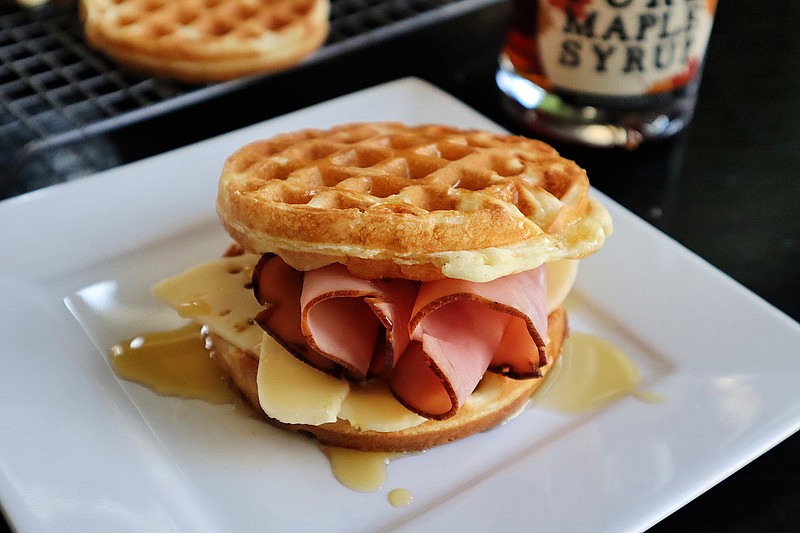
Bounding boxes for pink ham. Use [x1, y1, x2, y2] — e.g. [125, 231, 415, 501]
[254, 255, 418, 380]
[388, 299, 510, 419]
[252, 254, 339, 374]
[409, 268, 548, 377]
[388, 268, 548, 419]
[252, 254, 548, 420]
[299, 265, 417, 380]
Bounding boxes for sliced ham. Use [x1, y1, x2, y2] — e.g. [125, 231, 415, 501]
[252, 254, 339, 375]
[410, 268, 548, 378]
[388, 299, 510, 419]
[300, 265, 417, 380]
[389, 269, 548, 419]
[252, 254, 548, 420]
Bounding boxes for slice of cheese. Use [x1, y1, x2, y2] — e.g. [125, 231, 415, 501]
[257, 333, 349, 425]
[152, 254, 578, 432]
[339, 381, 427, 432]
[546, 259, 578, 313]
[152, 254, 264, 354]
[151, 254, 425, 431]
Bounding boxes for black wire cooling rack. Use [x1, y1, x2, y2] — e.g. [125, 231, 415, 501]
[0, 0, 493, 197]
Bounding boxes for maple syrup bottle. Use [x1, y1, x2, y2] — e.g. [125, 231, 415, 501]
[497, 0, 716, 148]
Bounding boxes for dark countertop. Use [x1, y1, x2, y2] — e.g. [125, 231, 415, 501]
[2, 1, 799, 531]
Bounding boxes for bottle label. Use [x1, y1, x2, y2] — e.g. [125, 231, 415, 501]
[536, 0, 716, 96]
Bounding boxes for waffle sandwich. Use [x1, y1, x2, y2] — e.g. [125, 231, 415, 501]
[80, 0, 329, 82]
[153, 122, 612, 452]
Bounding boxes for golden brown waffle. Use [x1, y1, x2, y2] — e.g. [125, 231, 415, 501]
[217, 122, 613, 282]
[79, 0, 329, 82]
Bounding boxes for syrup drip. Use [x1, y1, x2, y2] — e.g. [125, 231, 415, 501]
[533, 332, 644, 413]
[321, 445, 401, 493]
[109, 323, 238, 404]
[108, 322, 646, 505]
[322, 446, 413, 505]
[387, 488, 413, 508]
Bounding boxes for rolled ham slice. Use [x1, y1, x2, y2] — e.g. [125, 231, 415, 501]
[410, 268, 548, 377]
[388, 299, 510, 419]
[300, 264, 417, 380]
[252, 254, 548, 420]
[254, 255, 417, 380]
[252, 254, 339, 375]
[388, 268, 548, 419]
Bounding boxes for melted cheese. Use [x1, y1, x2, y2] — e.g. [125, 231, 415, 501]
[152, 254, 577, 432]
[152, 255, 263, 354]
[339, 381, 426, 431]
[257, 334, 349, 425]
[546, 259, 578, 312]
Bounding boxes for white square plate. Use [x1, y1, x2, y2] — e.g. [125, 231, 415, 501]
[2, 78, 800, 533]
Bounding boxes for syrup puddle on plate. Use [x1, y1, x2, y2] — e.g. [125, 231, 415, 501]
[387, 487, 414, 508]
[532, 331, 660, 413]
[110, 323, 238, 404]
[108, 323, 415, 505]
[108, 325, 657, 506]
[321, 446, 398, 492]
[321, 446, 414, 506]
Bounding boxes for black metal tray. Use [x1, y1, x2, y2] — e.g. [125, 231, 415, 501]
[0, 0, 497, 198]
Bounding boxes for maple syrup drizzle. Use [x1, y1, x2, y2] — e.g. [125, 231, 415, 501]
[387, 488, 413, 508]
[321, 446, 414, 506]
[321, 445, 402, 493]
[532, 332, 645, 413]
[109, 323, 647, 505]
[109, 323, 238, 404]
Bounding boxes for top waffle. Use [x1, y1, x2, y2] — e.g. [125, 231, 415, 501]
[217, 122, 613, 282]
[79, 0, 329, 82]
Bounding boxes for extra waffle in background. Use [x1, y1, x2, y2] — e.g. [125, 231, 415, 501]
[78, 0, 329, 82]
